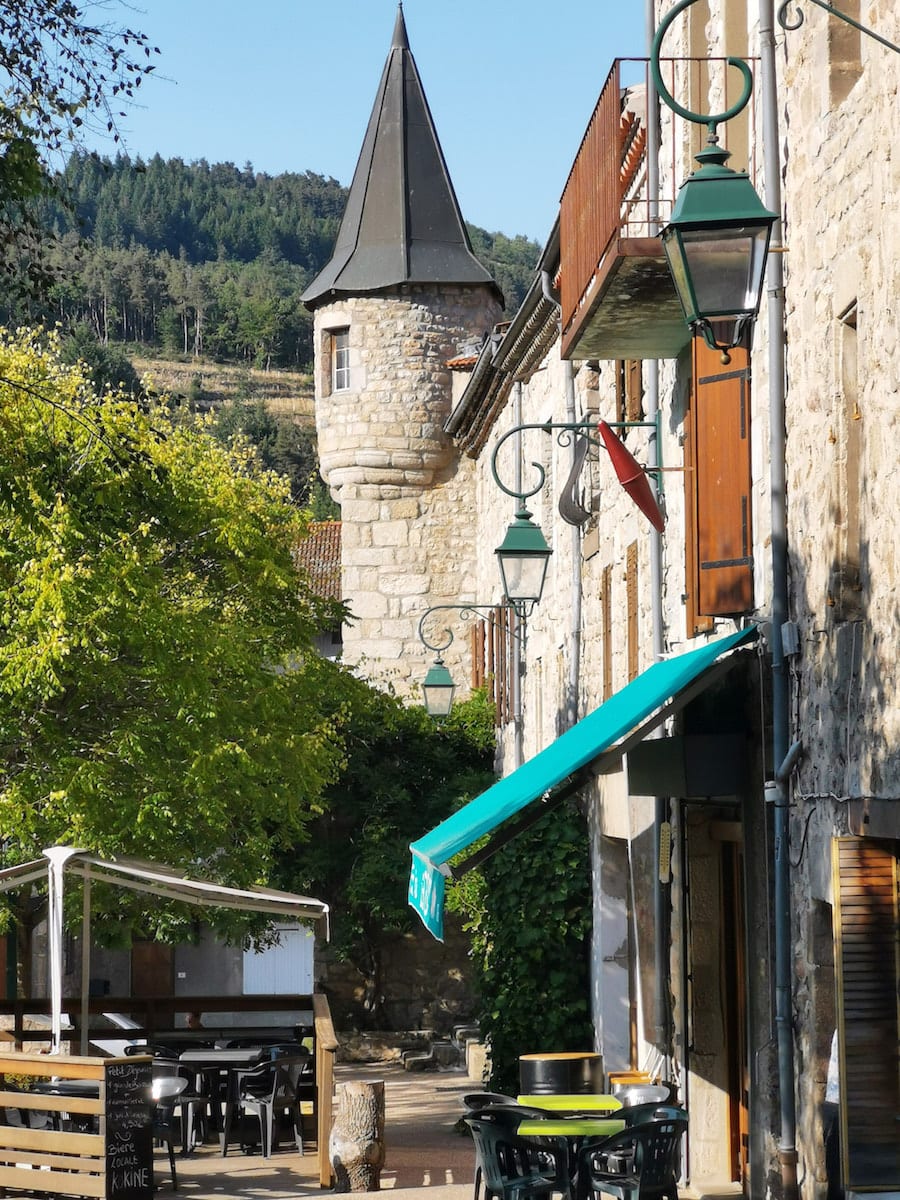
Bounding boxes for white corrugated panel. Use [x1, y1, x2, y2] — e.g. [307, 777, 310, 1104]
[242, 924, 315, 994]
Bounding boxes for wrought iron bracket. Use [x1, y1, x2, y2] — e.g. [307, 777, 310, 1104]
[417, 602, 517, 656]
[490, 415, 663, 506]
[651, 0, 754, 142]
[777, 1, 900, 55]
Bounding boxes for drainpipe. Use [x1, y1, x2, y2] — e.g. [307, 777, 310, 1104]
[646, 0, 673, 1078]
[759, 3, 798, 1197]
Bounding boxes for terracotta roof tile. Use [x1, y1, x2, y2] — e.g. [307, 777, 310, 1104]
[295, 520, 342, 603]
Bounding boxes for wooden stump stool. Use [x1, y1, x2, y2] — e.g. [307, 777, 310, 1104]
[330, 1079, 385, 1192]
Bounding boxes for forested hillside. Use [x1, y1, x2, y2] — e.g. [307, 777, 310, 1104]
[3, 153, 541, 371]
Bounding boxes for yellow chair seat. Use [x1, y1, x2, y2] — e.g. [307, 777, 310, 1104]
[516, 1093, 622, 1111]
[517, 1117, 627, 1137]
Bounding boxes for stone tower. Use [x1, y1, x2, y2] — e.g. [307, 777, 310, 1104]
[302, 5, 503, 694]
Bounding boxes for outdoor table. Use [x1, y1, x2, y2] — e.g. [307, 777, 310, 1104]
[179, 1047, 265, 1139]
[517, 1094, 622, 1111]
[31, 1077, 103, 1132]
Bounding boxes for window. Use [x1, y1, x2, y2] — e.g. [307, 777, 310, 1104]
[331, 329, 350, 392]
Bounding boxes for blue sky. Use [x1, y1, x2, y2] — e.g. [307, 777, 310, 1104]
[88, 1, 648, 243]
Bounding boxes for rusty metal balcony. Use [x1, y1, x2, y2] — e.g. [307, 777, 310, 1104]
[560, 57, 759, 362]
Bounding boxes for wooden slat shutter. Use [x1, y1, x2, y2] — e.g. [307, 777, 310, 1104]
[691, 338, 753, 615]
[832, 837, 900, 1189]
[602, 564, 613, 701]
[626, 542, 638, 681]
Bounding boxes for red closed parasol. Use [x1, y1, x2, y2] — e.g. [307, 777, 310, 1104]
[597, 420, 665, 532]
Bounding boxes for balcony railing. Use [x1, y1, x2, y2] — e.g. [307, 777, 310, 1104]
[560, 56, 760, 360]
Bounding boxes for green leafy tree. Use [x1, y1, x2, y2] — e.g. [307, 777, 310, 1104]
[0, 328, 353, 965]
[280, 686, 496, 1027]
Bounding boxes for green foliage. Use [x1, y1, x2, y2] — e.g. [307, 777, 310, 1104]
[0, 327, 354, 944]
[59, 322, 141, 397]
[279, 687, 496, 1026]
[208, 399, 323, 508]
[449, 800, 593, 1093]
[0, 154, 542, 367]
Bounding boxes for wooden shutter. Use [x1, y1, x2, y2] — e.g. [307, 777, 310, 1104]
[832, 837, 900, 1189]
[626, 542, 639, 681]
[690, 337, 753, 615]
[683, 386, 714, 637]
[602, 564, 613, 700]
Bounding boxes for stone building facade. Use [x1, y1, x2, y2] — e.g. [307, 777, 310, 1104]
[306, 5, 899, 1200]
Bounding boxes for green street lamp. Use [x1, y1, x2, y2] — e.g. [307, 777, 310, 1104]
[421, 656, 455, 719]
[661, 142, 777, 364]
[652, 0, 777, 364]
[495, 504, 552, 614]
[417, 603, 506, 718]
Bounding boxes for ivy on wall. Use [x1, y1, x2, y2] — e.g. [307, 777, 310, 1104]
[448, 798, 593, 1095]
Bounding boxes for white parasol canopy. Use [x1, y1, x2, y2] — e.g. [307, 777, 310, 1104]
[0, 845, 329, 1052]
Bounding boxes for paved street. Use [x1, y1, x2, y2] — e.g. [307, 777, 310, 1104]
[156, 1062, 475, 1200]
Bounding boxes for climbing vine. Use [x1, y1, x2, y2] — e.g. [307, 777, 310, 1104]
[448, 799, 593, 1094]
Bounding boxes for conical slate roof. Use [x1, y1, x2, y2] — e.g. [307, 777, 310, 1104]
[302, 5, 500, 309]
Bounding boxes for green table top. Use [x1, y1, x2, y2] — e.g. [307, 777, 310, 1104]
[516, 1093, 623, 1111]
[517, 1118, 626, 1137]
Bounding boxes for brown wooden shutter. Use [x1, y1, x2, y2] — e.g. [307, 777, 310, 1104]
[832, 837, 900, 1189]
[602, 564, 613, 700]
[626, 542, 639, 681]
[691, 337, 754, 615]
[683, 397, 715, 637]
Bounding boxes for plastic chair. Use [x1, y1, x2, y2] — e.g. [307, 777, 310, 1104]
[152, 1060, 211, 1153]
[152, 1075, 189, 1189]
[615, 1084, 678, 1109]
[221, 1053, 313, 1157]
[463, 1095, 519, 1200]
[465, 1105, 571, 1200]
[464, 1092, 518, 1111]
[575, 1113, 687, 1200]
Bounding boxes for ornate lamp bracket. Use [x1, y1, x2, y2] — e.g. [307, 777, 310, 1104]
[650, 0, 755, 144]
[417, 603, 511, 656]
[490, 416, 663, 507]
[777, 1, 900, 55]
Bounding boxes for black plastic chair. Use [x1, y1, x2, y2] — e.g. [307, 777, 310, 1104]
[221, 1053, 313, 1157]
[152, 1075, 189, 1190]
[465, 1105, 571, 1200]
[575, 1113, 687, 1200]
[464, 1092, 518, 1111]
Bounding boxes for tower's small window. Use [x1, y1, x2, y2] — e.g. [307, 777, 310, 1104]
[332, 329, 350, 391]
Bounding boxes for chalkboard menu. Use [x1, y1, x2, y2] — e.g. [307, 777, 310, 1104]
[104, 1057, 153, 1200]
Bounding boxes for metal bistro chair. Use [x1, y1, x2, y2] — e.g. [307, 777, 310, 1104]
[575, 1112, 688, 1200]
[221, 1052, 313, 1157]
[465, 1105, 571, 1200]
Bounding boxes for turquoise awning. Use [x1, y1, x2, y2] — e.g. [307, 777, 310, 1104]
[409, 625, 756, 938]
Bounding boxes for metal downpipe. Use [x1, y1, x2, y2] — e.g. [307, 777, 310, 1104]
[646, 0, 673, 1075]
[759, 2, 798, 1195]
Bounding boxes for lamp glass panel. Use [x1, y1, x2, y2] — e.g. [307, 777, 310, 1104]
[679, 225, 770, 317]
[422, 679, 455, 718]
[498, 551, 547, 606]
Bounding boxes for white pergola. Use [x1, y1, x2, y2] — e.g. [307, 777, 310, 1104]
[0, 845, 329, 1053]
